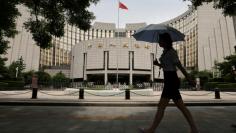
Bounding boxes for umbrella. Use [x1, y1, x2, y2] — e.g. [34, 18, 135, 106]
[132, 24, 185, 43]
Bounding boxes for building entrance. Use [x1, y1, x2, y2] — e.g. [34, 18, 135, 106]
[108, 74, 129, 84]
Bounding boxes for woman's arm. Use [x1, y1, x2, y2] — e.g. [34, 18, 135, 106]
[153, 59, 163, 67]
[176, 61, 196, 86]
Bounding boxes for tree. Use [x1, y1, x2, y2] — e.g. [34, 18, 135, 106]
[216, 54, 236, 82]
[189, 70, 213, 87]
[185, 0, 236, 16]
[0, 0, 21, 78]
[23, 70, 34, 85]
[21, 0, 99, 48]
[35, 71, 51, 85]
[0, 0, 99, 77]
[53, 72, 69, 81]
[52, 72, 70, 88]
[8, 56, 26, 80]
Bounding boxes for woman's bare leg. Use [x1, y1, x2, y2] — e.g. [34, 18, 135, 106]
[173, 99, 199, 133]
[144, 98, 170, 133]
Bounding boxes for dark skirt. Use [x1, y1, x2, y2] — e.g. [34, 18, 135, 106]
[161, 71, 182, 100]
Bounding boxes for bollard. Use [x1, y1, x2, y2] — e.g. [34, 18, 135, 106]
[32, 88, 38, 99]
[31, 74, 38, 99]
[79, 88, 84, 99]
[125, 89, 130, 100]
[215, 88, 221, 99]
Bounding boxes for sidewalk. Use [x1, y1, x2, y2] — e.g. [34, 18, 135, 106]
[1, 106, 236, 133]
[0, 90, 236, 106]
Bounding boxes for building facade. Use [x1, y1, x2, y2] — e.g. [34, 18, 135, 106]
[162, 3, 236, 71]
[71, 37, 162, 85]
[39, 24, 77, 67]
[71, 3, 236, 84]
[4, 6, 40, 71]
[7, 3, 236, 78]
[71, 22, 164, 84]
[162, 7, 198, 70]
[44, 65, 71, 78]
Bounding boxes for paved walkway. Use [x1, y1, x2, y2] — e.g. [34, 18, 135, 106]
[1, 90, 236, 132]
[0, 90, 236, 106]
[0, 106, 236, 133]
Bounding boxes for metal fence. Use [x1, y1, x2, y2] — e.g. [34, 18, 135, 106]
[0, 79, 197, 91]
[30, 81, 196, 91]
[1, 81, 236, 100]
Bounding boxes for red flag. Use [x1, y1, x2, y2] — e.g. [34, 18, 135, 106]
[119, 2, 128, 10]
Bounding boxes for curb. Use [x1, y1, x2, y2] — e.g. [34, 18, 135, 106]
[0, 101, 236, 107]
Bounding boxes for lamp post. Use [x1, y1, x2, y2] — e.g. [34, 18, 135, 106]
[72, 56, 74, 88]
[232, 65, 236, 77]
[15, 67, 18, 78]
[234, 46, 236, 79]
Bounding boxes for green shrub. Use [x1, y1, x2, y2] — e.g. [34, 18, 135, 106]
[204, 82, 236, 91]
[52, 72, 70, 89]
[217, 83, 236, 91]
[209, 78, 224, 82]
[35, 71, 51, 85]
[203, 82, 227, 90]
[217, 83, 236, 89]
[223, 74, 235, 82]
[0, 80, 25, 90]
[87, 85, 105, 90]
[0, 82, 8, 89]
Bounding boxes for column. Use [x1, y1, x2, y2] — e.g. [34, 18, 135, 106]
[83, 53, 87, 81]
[150, 53, 154, 81]
[104, 51, 108, 85]
[129, 51, 133, 85]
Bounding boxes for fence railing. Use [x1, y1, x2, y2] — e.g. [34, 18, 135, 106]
[2, 87, 235, 100]
[0, 81, 197, 91]
[1, 80, 236, 100]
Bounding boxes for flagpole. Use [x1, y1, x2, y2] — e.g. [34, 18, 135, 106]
[118, 0, 120, 29]
[116, 0, 119, 85]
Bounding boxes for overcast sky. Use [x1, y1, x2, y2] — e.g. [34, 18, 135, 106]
[89, 0, 192, 28]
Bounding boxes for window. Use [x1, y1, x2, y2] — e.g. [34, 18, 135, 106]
[114, 32, 126, 37]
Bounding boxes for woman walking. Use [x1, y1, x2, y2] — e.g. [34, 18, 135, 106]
[140, 33, 199, 133]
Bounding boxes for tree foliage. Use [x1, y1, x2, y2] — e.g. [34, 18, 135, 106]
[190, 70, 213, 79]
[8, 56, 26, 80]
[52, 71, 70, 88]
[0, 0, 99, 79]
[21, 0, 99, 49]
[52, 72, 69, 82]
[185, 0, 236, 16]
[35, 71, 51, 84]
[0, 0, 21, 78]
[189, 70, 213, 86]
[216, 54, 236, 82]
[23, 70, 34, 85]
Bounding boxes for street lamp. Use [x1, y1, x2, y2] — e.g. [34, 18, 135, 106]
[15, 67, 19, 78]
[232, 65, 236, 76]
[72, 56, 74, 88]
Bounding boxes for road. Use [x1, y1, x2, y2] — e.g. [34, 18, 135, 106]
[0, 106, 235, 133]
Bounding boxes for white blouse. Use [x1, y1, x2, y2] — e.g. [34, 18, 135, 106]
[159, 48, 180, 71]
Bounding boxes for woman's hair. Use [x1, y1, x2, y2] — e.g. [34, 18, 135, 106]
[158, 33, 173, 49]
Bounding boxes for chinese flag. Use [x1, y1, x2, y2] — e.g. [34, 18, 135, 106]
[119, 2, 128, 10]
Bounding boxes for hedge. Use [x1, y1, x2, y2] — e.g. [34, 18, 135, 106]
[217, 83, 236, 91]
[0, 82, 8, 89]
[204, 82, 236, 91]
[0, 80, 25, 90]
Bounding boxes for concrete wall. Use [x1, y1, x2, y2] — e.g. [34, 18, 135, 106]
[197, 3, 236, 70]
[44, 69, 70, 78]
[4, 5, 40, 71]
[71, 38, 163, 82]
